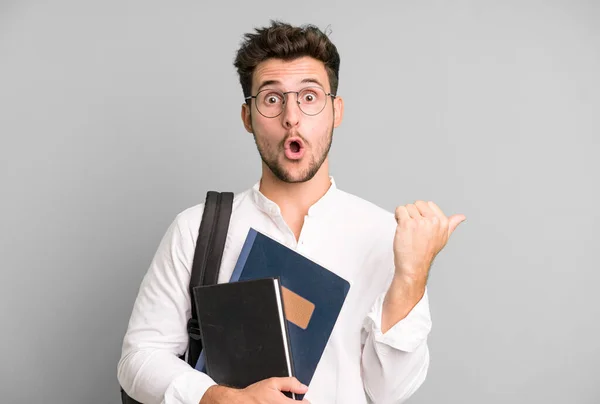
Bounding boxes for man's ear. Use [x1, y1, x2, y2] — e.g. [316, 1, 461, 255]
[333, 96, 344, 128]
[241, 103, 253, 133]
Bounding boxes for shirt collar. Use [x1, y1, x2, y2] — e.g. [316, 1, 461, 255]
[250, 176, 338, 217]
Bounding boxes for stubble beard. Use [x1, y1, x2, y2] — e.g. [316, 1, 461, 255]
[253, 123, 334, 184]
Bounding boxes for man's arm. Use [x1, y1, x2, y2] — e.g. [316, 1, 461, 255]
[117, 212, 216, 404]
[361, 200, 465, 403]
[360, 278, 432, 403]
[117, 209, 312, 404]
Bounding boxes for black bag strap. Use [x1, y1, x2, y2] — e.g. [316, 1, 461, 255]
[121, 191, 233, 404]
[201, 191, 234, 286]
[186, 190, 234, 367]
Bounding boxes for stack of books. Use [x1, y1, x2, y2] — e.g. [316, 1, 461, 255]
[192, 228, 350, 400]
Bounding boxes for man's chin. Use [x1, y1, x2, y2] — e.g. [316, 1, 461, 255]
[272, 165, 317, 184]
[276, 171, 311, 184]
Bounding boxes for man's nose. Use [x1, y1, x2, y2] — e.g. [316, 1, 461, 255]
[282, 93, 301, 128]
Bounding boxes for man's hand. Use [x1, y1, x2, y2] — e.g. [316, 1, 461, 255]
[381, 200, 465, 332]
[393, 200, 465, 287]
[200, 377, 310, 404]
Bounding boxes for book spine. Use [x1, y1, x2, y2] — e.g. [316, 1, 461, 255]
[229, 228, 257, 282]
[274, 278, 299, 400]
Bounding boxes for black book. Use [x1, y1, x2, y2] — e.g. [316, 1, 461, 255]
[192, 277, 296, 398]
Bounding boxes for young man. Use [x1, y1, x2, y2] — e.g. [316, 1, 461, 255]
[118, 21, 465, 404]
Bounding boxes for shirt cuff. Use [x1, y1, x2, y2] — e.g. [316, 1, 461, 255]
[363, 288, 432, 353]
[163, 369, 216, 404]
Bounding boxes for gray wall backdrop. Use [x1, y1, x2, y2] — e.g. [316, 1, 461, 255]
[1, 1, 598, 403]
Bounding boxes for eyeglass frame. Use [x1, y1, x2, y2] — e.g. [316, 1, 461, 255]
[244, 86, 337, 118]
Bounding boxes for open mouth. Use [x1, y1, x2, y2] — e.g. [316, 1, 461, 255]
[284, 137, 305, 160]
[290, 140, 301, 153]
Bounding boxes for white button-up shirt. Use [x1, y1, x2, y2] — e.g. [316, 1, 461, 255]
[118, 177, 432, 404]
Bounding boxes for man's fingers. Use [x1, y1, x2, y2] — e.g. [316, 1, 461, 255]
[398, 201, 465, 236]
[414, 200, 435, 217]
[284, 397, 311, 404]
[427, 201, 445, 217]
[405, 204, 421, 219]
[395, 206, 410, 223]
[270, 377, 308, 394]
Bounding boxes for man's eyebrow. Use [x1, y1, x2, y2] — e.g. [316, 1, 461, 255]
[256, 80, 281, 92]
[301, 78, 326, 89]
[255, 78, 327, 93]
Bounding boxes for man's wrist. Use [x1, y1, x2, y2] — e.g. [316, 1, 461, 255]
[199, 385, 236, 404]
[381, 276, 426, 333]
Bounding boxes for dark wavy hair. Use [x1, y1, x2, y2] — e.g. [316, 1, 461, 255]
[233, 20, 341, 99]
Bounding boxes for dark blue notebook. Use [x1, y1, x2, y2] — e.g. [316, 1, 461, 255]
[228, 228, 351, 398]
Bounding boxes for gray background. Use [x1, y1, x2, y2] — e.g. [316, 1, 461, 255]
[1, 1, 598, 403]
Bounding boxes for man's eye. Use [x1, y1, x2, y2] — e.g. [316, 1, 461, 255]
[265, 94, 282, 104]
[302, 92, 318, 102]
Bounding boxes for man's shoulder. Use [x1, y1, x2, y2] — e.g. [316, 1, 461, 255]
[172, 187, 252, 230]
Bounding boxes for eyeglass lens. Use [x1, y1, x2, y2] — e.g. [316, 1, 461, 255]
[255, 87, 328, 117]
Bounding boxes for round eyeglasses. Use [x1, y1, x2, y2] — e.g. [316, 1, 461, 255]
[245, 87, 336, 118]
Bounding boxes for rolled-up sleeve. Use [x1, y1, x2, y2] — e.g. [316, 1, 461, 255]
[361, 287, 432, 403]
[117, 209, 216, 404]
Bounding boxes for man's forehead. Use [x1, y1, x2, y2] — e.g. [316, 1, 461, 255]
[252, 57, 328, 90]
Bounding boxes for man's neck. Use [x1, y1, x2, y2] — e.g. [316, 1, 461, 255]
[258, 165, 332, 217]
